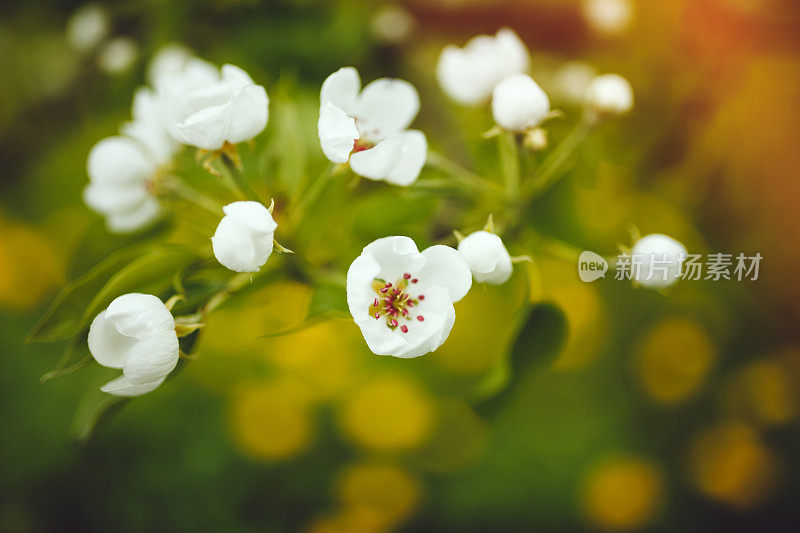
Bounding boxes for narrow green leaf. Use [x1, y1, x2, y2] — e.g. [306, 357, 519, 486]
[39, 338, 93, 383]
[27, 243, 157, 343]
[69, 387, 128, 444]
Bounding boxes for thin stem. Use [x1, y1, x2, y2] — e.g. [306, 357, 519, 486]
[162, 178, 223, 215]
[498, 132, 521, 198]
[222, 155, 263, 203]
[426, 150, 504, 195]
[523, 115, 595, 200]
[289, 163, 336, 228]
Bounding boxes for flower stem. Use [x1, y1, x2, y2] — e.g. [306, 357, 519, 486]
[497, 132, 521, 199]
[522, 115, 594, 200]
[289, 163, 336, 228]
[163, 178, 224, 215]
[426, 150, 504, 195]
[222, 154, 263, 203]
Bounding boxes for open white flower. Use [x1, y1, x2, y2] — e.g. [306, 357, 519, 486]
[631, 233, 687, 289]
[212, 201, 277, 273]
[586, 73, 634, 115]
[159, 62, 269, 150]
[347, 236, 472, 358]
[436, 28, 529, 105]
[88, 293, 179, 396]
[491, 73, 550, 132]
[83, 136, 162, 233]
[458, 231, 513, 284]
[318, 67, 427, 186]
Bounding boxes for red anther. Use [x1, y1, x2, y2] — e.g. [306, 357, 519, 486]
[374, 313, 380, 319]
[400, 325, 408, 333]
[418, 295, 425, 300]
[403, 273, 411, 279]
[416, 315, 424, 322]
[411, 278, 418, 283]
[392, 288, 400, 295]
[385, 282, 392, 288]
[390, 319, 398, 327]
[380, 287, 389, 293]
[402, 308, 409, 316]
[373, 298, 379, 307]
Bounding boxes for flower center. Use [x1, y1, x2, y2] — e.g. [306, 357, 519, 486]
[352, 138, 375, 153]
[369, 273, 425, 333]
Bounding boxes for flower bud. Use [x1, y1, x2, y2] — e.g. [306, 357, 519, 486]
[457, 231, 513, 285]
[631, 233, 687, 289]
[212, 201, 277, 273]
[492, 73, 551, 132]
[586, 74, 634, 115]
[88, 293, 179, 396]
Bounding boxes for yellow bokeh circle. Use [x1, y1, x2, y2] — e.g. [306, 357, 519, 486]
[336, 461, 421, 523]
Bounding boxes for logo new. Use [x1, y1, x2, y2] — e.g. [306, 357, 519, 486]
[578, 251, 608, 282]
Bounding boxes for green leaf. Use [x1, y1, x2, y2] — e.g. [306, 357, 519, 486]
[39, 338, 93, 383]
[308, 281, 349, 318]
[27, 243, 158, 343]
[69, 386, 128, 444]
[475, 303, 567, 417]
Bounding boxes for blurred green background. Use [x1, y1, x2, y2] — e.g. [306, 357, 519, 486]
[2, 0, 800, 531]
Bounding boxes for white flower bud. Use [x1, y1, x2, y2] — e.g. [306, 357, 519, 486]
[88, 293, 179, 396]
[212, 201, 277, 273]
[457, 231, 513, 284]
[582, 0, 633, 36]
[66, 4, 109, 52]
[97, 37, 138, 75]
[631, 233, 687, 289]
[491, 73, 550, 132]
[585, 73, 634, 115]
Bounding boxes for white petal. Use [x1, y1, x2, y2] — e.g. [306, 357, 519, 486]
[222, 201, 277, 234]
[227, 84, 269, 144]
[122, 332, 180, 385]
[221, 63, 255, 88]
[177, 102, 233, 150]
[83, 183, 148, 214]
[147, 43, 193, 86]
[349, 136, 404, 181]
[87, 311, 136, 369]
[104, 293, 175, 339]
[121, 87, 178, 164]
[419, 245, 472, 302]
[346, 253, 382, 323]
[105, 198, 160, 234]
[356, 78, 420, 139]
[212, 216, 273, 273]
[361, 235, 425, 280]
[318, 102, 359, 164]
[101, 375, 165, 397]
[320, 67, 361, 114]
[87, 136, 154, 185]
[384, 130, 427, 186]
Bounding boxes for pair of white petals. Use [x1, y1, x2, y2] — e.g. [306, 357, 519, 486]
[88, 294, 179, 396]
[318, 67, 427, 186]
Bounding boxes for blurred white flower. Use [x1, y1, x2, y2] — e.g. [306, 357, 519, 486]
[586, 73, 634, 115]
[347, 236, 472, 358]
[371, 4, 415, 44]
[552, 61, 598, 105]
[147, 44, 195, 87]
[160, 62, 269, 150]
[631, 233, 687, 289]
[318, 67, 427, 185]
[212, 201, 277, 273]
[121, 87, 180, 165]
[88, 293, 179, 396]
[491, 73, 550, 132]
[582, 0, 633, 36]
[66, 4, 109, 52]
[97, 37, 138, 75]
[83, 136, 162, 233]
[457, 231, 513, 284]
[436, 28, 529, 105]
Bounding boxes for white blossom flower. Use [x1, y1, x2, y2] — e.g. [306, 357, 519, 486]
[631, 233, 687, 289]
[66, 4, 109, 52]
[436, 28, 529, 105]
[97, 37, 138, 75]
[121, 87, 180, 165]
[212, 201, 277, 273]
[582, 0, 633, 36]
[491, 73, 550, 132]
[346, 236, 472, 358]
[586, 73, 634, 115]
[83, 136, 162, 233]
[88, 293, 179, 396]
[457, 231, 513, 284]
[318, 67, 427, 186]
[159, 62, 269, 150]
